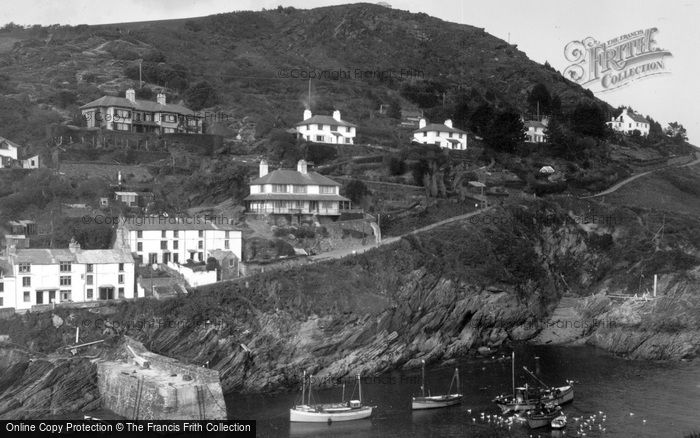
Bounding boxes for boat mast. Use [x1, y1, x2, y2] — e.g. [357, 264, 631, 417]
[358, 374, 362, 403]
[302, 370, 306, 406]
[308, 374, 313, 405]
[421, 359, 426, 398]
[511, 351, 515, 398]
[456, 368, 460, 395]
[342, 382, 345, 402]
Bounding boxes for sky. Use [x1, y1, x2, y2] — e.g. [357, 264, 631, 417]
[4, 0, 699, 144]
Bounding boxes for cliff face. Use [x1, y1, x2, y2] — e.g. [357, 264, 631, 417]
[0, 198, 698, 402]
[0, 348, 101, 419]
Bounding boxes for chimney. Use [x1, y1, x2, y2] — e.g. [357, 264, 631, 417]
[69, 238, 81, 254]
[125, 89, 136, 103]
[332, 110, 341, 121]
[419, 118, 427, 129]
[117, 170, 122, 185]
[259, 160, 268, 178]
[6, 243, 16, 256]
[297, 159, 308, 174]
[157, 93, 166, 105]
[444, 119, 453, 128]
[303, 109, 312, 120]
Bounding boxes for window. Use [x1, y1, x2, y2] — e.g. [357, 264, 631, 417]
[0, 297, 3, 306]
[60, 276, 71, 286]
[320, 186, 335, 194]
[118, 288, 125, 298]
[115, 109, 131, 119]
[173, 240, 179, 250]
[0, 282, 3, 292]
[87, 289, 93, 299]
[225, 231, 230, 239]
[137, 230, 143, 238]
[173, 254, 179, 264]
[423, 132, 427, 137]
[225, 240, 230, 249]
[86, 264, 93, 273]
[198, 241, 203, 249]
[450, 132, 454, 138]
[198, 252, 203, 261]
[331, 125, 338, 131]
[198, 230, 204, 238]
[293, 185, 307, 193]
[119, 263, 124, 272]
[272, 184, 288, 193]
[316, 135, 324, 142]
[115, 123, 130, 131]
[161, 241, 168, 250]
[23, 291, 30, 302]
[137, 242, 143, 251]
[174, 230, 179, 238]
[317, 124, 322, 130]
[86, 275, 93, 285]
[60, 262, 71, 272]
[60, 290, 71, 301]
[118, 274, 124, 284]
[19, 263, 31, 273]
[161, 230, 166, 238]
[22, 277, 31, 287]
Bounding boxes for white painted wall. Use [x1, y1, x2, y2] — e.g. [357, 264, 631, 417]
[127, 229, 242, 265]
[413, 130, 467, 149]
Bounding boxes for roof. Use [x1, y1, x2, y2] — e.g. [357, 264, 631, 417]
[209, 249, 237, 260]
[120, 217, 240, 231]
[414, 123, 466, 135]
[244, 193, 350, 202]
[115, 191, 139, 196]
[80, 95, 197, 116]
[295, 114, 357, 128]
[539, 166, 555, 173]
[623, 109, 648, 124]
[468, 181, 486, 188]
[250, 169, 342, 186]
[10, 248, 133, 265]
[0, 137, 20, 150]
[525, 120, 547, 129]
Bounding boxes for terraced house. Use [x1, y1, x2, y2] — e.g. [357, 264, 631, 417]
[245, 159, 351, 220]
[0, 240, 137, 311]
[80, 89, 202, 134]
[115, 218, 242, 265]
[413, 118, 467, 150]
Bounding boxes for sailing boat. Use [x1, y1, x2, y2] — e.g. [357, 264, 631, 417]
[492, 353, 574, 413]
[289, 371, 373, 423]
[411, 360, 463, 410]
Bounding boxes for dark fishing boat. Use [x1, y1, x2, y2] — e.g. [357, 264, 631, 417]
[524, 403, 563, 429]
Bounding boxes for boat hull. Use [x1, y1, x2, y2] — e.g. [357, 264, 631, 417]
[495, 386, 574, 413]
[551, 415, 567, 429]
[411, 394, 462, 410]
[527, 414, 558, 429]
[289, 406, 373, 423]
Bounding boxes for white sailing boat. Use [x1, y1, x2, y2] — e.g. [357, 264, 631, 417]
[290, 371, 373, 423]
[411, 360, 463, 410]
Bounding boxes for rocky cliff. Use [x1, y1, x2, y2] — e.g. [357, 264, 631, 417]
[0, 198, 698, 407]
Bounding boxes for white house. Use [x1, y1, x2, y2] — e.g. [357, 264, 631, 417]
[607, 108, 650, 136]
[115, 191, 139, 207]
[21, 155, 40, 169]
[245, 159, 351, 217]
[0, 240, 137, 310]
[524, 119, 548, 143]
[115, 218, 242, 265]
[0, 137, 19, 168]
[295, 110, 357, 144]
[80, 89, 202, 134]
[413, 119, 467, 150]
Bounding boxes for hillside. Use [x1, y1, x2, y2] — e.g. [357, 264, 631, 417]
[0, 3, 631, 144]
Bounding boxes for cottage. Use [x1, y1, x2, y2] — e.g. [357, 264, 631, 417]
[607, 108, 650, 136]
[21, 155, 40, 169]
[115, 218, 242, 265]
[413, 119, 467, 150]
[524, 119, 548, 143]
[80, 89, 202, 134]
[245, 160, 351, 219]
[208, 249, 239, 281]
[115, 191, 139, 207]
[0, 137, 19, 168]
[0, 240, 137, 310]
[295, 110, 356, 144]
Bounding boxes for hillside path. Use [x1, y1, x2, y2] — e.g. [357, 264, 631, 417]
[584, 151, 700, 198]
[309, 207, 493, 262]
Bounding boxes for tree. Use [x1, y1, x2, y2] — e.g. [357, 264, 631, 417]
[206, 257, 220, 271]
[344, 179, 370, 205]
[185, 81, 218, 110]
[665, 122, 688, 142]
[469, 103, 494, 136]
[527, 83, 552, 116]
[570, 102, 607, 138]
[484, 110, 525, 153]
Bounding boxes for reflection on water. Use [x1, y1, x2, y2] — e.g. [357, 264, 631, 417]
[227, 345, 700, 437]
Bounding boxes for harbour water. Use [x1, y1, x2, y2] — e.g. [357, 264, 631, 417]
[227, 345, 700, 437]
